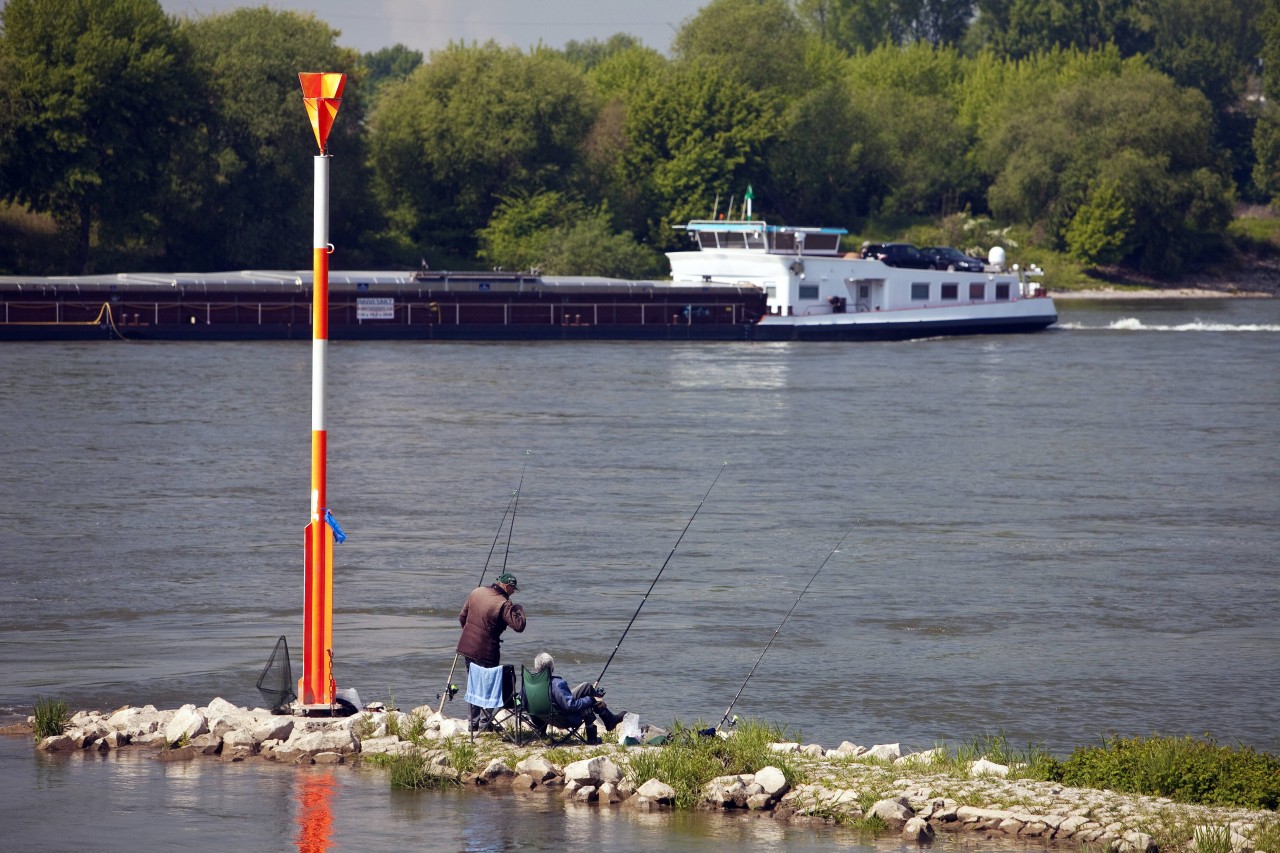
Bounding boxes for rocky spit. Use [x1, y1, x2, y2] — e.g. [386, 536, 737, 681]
[12, 698, 1276, 853]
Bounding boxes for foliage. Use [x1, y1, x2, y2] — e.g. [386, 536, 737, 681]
[33, 697, 69, 740]
[616, 58, 776, 249]
[445, 738, 478, 774]
[0, 0, 200, 273]
[478, 191, 663, 277]
[1064, 178, 1136, 266]
[623, 718, 804, 810]
[798, 0, 975, 52]
[367, 43, 598, 264]
[980, 59, 1232, 275]
[1039, 735, 1280, 810]
[386, 751, 458, 789]
[173, 7, 370, 270]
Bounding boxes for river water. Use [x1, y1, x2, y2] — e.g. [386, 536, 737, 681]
[1, 297, 1277, 850]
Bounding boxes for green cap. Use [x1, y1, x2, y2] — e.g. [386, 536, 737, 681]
[496, 572, 518, 590]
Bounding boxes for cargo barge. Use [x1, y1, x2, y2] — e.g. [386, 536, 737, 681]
[0, 220, 1057, 342]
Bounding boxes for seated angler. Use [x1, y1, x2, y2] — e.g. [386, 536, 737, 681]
[531, 652, 625, 744]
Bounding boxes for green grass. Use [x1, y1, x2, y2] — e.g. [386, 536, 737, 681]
[1028, 734, 1280, 810]
[384, 752, 459, 790]
[33, 697, 69, 740]
[623, 718, 805, 810]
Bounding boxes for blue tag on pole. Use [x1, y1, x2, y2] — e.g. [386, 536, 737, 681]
[323, 509, 347, 544]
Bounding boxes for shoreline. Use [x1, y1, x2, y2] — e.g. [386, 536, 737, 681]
[8, 700, 1276, 852]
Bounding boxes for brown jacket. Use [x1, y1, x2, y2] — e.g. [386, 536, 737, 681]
[456, 583, 526, 665]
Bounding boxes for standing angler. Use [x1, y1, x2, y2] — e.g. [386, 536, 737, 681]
[456, 572, 525, 732]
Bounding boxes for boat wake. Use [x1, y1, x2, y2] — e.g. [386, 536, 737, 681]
[1058, 318, 1280, 332]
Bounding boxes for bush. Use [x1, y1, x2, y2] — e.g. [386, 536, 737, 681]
[1053, 735, 1280, 810]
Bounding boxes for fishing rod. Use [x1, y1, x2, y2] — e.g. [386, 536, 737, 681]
[594, 461, 728, 688]
[709, 522, 856, 734]
[436, 453, 531, 711]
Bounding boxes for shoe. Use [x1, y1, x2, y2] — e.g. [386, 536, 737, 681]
[599, 708, 627, 732]
[584, 724, 600, 745]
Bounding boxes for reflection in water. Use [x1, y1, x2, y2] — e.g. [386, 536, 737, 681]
[296, 771, 335, 852]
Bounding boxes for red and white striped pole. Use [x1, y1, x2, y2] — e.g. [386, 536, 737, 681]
[298, 72, 345, 708]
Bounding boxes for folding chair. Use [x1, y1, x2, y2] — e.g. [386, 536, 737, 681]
[514, 666, 590, 746]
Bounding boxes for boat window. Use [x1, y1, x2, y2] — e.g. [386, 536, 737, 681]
[911, 283, 929, 301]
[969, 283, 985, 300]
[941, 283, 958, 300]
[772, 233, 797, 252]
[858, 285, 869, 299]
[765, 285, 777, 299]
[799, 285, 819, 300]
[995, 283, 1010, 300]
[803, 233, 842, 254]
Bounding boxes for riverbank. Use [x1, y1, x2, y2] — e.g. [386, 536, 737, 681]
[1052, 259, 1280, 299]
[9, 700, 1276, 853]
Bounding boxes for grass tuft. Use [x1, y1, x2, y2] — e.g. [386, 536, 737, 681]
[33, 697, 69, 740]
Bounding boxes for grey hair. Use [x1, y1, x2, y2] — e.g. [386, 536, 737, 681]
[533, 652, 554, 674]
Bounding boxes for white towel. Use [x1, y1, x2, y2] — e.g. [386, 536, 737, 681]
[464, 663, 505, 708]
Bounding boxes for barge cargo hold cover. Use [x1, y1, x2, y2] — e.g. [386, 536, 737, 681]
[0, 270, 769, 341]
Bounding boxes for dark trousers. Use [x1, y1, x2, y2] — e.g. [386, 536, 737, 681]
[464, 656, 498, 729]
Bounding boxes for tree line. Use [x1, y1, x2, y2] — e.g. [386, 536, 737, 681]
[0, 0, 1274, 278]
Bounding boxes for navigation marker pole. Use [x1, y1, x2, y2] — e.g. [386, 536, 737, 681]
[298, 72, 346, 711]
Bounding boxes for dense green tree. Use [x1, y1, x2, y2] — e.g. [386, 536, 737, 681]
[673, 0, 813, 100]
[1252, 0, 1280, 200]
[168, 8, 368, 270]
[561, 33, 645, 71]
[616, 58, 776, 248]
[842, 44, 980, 216]
[0, 0, 199, 272]
[478, 190, 662, 277]
[367, 43, 598, 264]
[968, 0, 1147, 60]
[981, 62, 1232, 274]
[361, 44, 423, 106]
[800, 0, 973, 50]
[1063, 178, 1135, 266]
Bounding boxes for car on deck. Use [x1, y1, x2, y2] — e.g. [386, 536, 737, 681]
[921, 246, 985, 272]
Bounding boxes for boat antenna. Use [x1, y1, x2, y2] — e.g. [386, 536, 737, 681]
[711, 194, 720, 220]
[434, 452, 531, 712]
[595, 462, 727, 688]
[709, 522, 856, 734]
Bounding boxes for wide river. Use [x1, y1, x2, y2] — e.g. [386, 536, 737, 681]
[1, 297, 1276, 850]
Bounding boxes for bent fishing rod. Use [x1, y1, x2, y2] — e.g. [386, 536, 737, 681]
[594, 461, 727, 689]
[710, 522, 856, 733]
[436, 453, 531, 711]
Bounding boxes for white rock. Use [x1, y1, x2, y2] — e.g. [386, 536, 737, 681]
[636, 779, 676, 804]
[251, 717, 294, 743]
[164, 705, 209, 745]
[866, 743, 901, 761]
[563, 756, 622, 785]
[897, 747, 945, 766]
[755, 766, 789, 798]
[515, 755, 560, 781]
[868, 797, 914, 826]
[969, 758, 1010, 777]
[204, 697, 242, 717]
[768, 742, 801, 753]
[480, 759, 515, 781]
[903, 816, 935, 842]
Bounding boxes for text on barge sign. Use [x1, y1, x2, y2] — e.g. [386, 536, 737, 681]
[357, 298, 395, 320]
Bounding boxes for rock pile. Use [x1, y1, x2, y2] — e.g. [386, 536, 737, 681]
[26, 699, 1275, 853]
